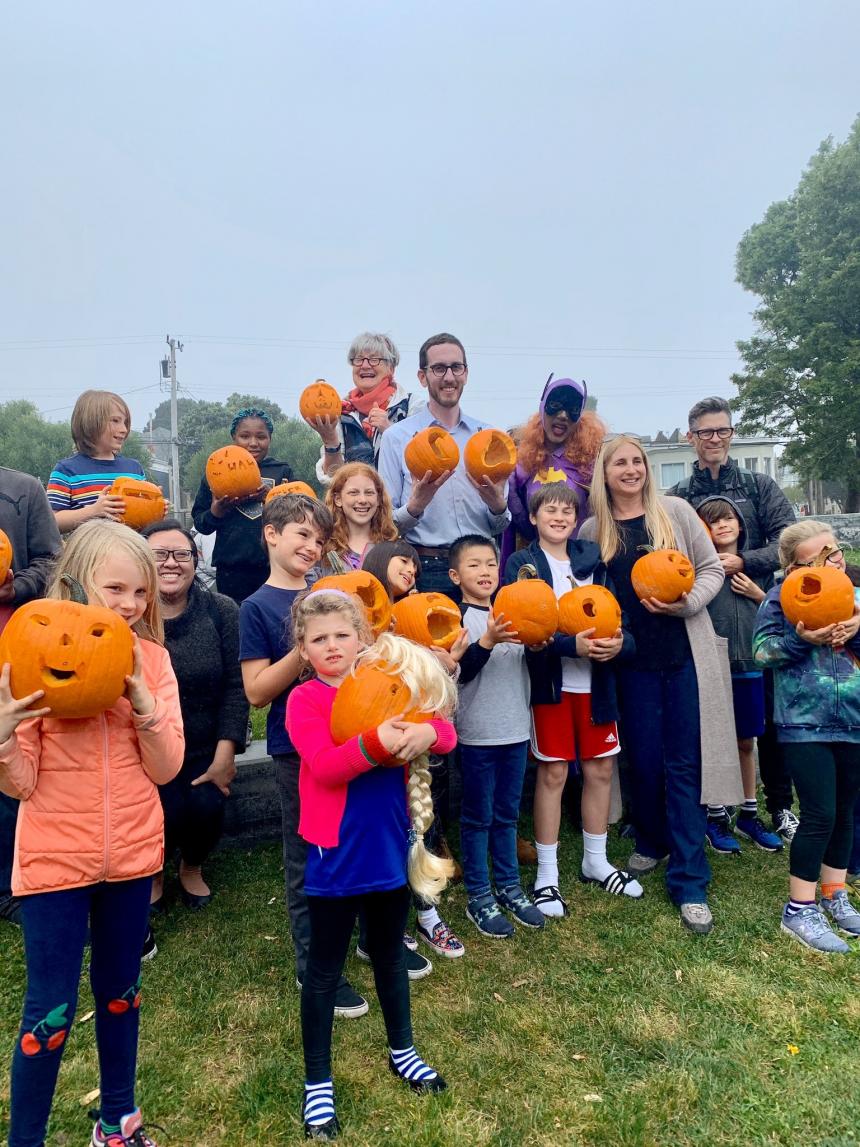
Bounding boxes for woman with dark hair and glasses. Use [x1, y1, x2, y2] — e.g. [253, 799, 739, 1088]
[141, 519, 249, 916]
[304, 332, 423, 483]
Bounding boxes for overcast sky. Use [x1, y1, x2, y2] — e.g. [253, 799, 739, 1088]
[1, 2, 858, 440]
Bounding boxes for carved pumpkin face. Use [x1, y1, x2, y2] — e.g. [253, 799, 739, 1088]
[464, 428, 517, 484]
[109, 479, 167, 531]
[391, 592, 462, 650]
[314, 571, 392, 637]
[493, 578, 559, 645]
[780, 566, 855, 631]
[631, 550, 695, 603]
[205, 445, 262, 500]
[558, 584, 622, 639]
[0, 598, 134, 718]
[299, 380, 343, 424]
[330, 661, 432, 744]
[265, 481, 318, 503]
[404, 427, 460, 481]
[0, 529, 12, 583]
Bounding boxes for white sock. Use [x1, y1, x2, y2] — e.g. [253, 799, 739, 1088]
[581, 830, 615, 882]
[535, 842, 559, 891]
[417, 907, 441, 932]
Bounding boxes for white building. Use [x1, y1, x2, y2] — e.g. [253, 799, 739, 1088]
[639, 429, 788, 493]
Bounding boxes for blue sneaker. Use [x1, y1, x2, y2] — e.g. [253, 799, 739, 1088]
[705, 817, 740, 855]
[466, 896, 515, 938]
[780, 905, 850, 953]
[735, 815, 783, 853]
[820, 889, 860, 936]
[496, 884, 546, 929]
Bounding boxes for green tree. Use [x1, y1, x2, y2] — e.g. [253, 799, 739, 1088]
[184, 418, 321, 500]
[732, 116, 860, 511]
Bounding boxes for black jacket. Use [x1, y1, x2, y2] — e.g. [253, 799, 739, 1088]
[191, 456, 293, 573]
[667, 458, 795, 583]
[503, 539, 634, 724]
[0, 467, 62, 604]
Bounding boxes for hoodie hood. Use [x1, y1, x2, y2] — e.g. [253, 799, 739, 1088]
[539, 374, 587, 423]
[696, 494, 748, 551]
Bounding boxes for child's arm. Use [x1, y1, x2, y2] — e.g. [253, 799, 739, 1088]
[134, 643, 185, 785]
[730, 572, 766, 604]
[383, 717, 457, 761]
[241, 649, 303, 708]
[752, 591, 820, 668]
[287, 685, 390, 787]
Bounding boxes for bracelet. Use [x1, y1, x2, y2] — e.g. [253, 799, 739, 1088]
[323, 444, 341, 455]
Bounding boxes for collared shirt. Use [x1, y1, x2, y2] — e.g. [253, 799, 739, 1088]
[378, 406, 511, 546]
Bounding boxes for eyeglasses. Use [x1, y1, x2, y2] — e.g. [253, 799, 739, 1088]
[425, 362, 467, 378]
[793, 548, 844, 570]
[351, 356, 389, 367]
[152, 548, 195, 564]
[691, 427, 734, 441]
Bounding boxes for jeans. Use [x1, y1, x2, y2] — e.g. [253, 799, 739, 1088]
[9, 877, 152, 1147]
[158, 753, 226, 867]
[272, 753, 311, 980]
[460, 741, 528, 899]
[617, 659, 711, 905]
[757, 669, 794, 816]
[0, 791, 18, 902]
[303, 886, 411, 1083]
[783, 742, 860, 882]
[417, 555, 460, 602]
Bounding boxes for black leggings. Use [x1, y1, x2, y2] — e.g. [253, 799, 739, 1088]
[302, 886, 412, 1083]
[784, 742, 860, 883]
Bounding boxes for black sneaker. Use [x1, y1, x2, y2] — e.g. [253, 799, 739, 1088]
[141, 927, 158, 962]
[296, 978, 369, 1019]
[0, 895, 22, 927]
[405, 948, 432, 980]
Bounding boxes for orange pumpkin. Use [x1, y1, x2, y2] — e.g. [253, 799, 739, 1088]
[0, 529, 12, 584]
[493, 566, 558, 645]
[205, 445, 262, 500]
[404, 427, 460, 481]
[265, 481, 318, 503]
[391, 592, 462, 650]
[558, 584, 622, 639]
[314, 571, 393, 638]
[330, 661, 433, 744]
[299, 380, 343, 424]
[0, 577, 134, 718]
[780, 566, 855, 631]
[631, 550, 695, 603]
[109, 478, 167, 531]
[464, 428, 517, 484]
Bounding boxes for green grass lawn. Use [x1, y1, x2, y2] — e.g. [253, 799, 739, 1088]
[2, 822, 860, 1146]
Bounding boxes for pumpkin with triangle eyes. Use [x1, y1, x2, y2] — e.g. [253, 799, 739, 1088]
[299, 380, 343, 424]
[631, 550, 695, 603]
[109, 478, 168, 531]
[205, 446, 262, 500]
[0, 529, 12, 584]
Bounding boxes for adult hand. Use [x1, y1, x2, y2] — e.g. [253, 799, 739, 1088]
[730, 572, 765, 603]
[191, 748, 237, 797]
[90, 488, 127, 522]
[589, 629, 624, 662]
[308, 414, 341, 449]
[467, 474, 508, 515]
[210, 493, 239, 519]
[405, 470, 452, 517]
[386, 720, 437, 761]
[831, 604, 860, 646]
[575, 628, 597, 657]
[366, 405, 391, 433]
[718, 553, 744, 576]
[479, 612, 519, 649]
[124, 636, 156, 716]
[641, 593, 688, 616]
[0, 663, 50, 743]
[0, 572, 14, 604]
[795, 620, 838, 646]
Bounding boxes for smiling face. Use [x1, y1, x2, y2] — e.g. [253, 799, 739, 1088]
[299, 611, 361, 684]
[604, 441, 647, 502]
[449, 544, 499, 605]
[265, 517, 324, 579]
[232, 417, 272, 463]
[93, 403, 130, 458]
[530, 500, 577, 547]
[351, 353, 394, 393]
[687, 411, 734, 469]
[707, 513, 741, 550]
[146, 528, 197, 604]
[335, 475, 379, 529]
[387, 554, 418, 600]
[419, 342, 468, 409]
[90, 553, 151, 627]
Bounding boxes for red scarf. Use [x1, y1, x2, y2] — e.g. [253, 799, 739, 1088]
[341, 376, 397, 437]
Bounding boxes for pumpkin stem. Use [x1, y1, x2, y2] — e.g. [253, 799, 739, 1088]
[60, 574, 89, 605]
[517, 564, 539, 581]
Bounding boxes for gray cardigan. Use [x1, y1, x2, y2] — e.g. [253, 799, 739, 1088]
[580, 496, 744, 806]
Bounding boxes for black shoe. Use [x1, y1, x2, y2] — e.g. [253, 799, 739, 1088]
[180, 886, 213, 910]
[0, 895, 22, 927]
[296, 978, 369, 1019]
[141, 926, 158, 962]
[406, 948, 432, 980]
[305, 1115, 340, 1141]
[388, 1055, 447, 1094]
[149, 896, 165, 917]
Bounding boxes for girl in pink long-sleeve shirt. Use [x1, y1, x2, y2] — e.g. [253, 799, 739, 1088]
[286, 589, 456, 1141]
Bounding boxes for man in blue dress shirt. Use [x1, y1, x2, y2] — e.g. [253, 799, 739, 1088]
[378, 332, 511, 599]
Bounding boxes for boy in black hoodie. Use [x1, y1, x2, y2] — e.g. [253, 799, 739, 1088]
[697, 497, 783, 854]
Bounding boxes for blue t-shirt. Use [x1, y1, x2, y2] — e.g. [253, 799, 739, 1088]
[239, 583, 303, 756]
[47, 453, 146, 511]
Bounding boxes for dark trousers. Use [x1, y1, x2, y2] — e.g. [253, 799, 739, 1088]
[617, 660, 711, 905]
[757, 670, 794, 816]
[850, 795, 860, 874]
[9, 877, 152, 1147]
[215, 564, 269, 605]
[272, 753, 311, 980]
[158, 754, 226, 867]
[460, 741, 528, 899]
[783, 742, 860, 883]
[416, 554, 460, 602]
[0, 790, 18, 902]
[302, 886, 412, 1083]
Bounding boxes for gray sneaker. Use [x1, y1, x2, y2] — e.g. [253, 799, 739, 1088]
[496, 884, 546, 930]
[627, 851, 668, 876]
[680, 902, 713, 934]
[780, 905, 850, 953]
[820, 889, 860, 936]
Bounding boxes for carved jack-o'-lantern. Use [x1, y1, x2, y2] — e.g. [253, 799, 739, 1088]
[780, 565, 855, 631]
[631, 550, 695, 604]
[299, 380, 343, 424]
[558, 584, 622, 639]
[492, 565, 558, 645]
[463, 429, 517, 484]
[404, 428, 460, 481]
[0, 577, 134, 718]
[330, 661, 433, 744]
[391, 592, 462, 650]
[264, 481, 318, 503]
[205, 446, 262, 500]
[0, 529, 12, 583]
[314, 571, 393, 638]
[109, 479, 167, 531]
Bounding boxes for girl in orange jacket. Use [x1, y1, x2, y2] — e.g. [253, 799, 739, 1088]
[0, 520, 184, 1147]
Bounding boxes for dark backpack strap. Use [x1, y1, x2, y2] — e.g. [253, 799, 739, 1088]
[674, 476, 692, 499]
[738, 468, 760, 510]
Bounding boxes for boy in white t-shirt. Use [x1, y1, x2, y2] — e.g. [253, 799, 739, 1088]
[504, 483, 640, 917]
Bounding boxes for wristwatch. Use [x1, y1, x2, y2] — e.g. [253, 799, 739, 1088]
[323, 444, 341, 454]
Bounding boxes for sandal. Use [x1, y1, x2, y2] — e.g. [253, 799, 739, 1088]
[580, 869, 643, 898]
[533, 885, 569, 916]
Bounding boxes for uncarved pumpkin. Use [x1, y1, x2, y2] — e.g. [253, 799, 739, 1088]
[0, 585, 134, 718]
[0, 529, 12, 584]
[464, 428, 517, 484]
[558, 584, 622, 639]
[299, 380, 343, 424]
[109, 478, 167, 531]
[631, 550, 695, 603]
[265, 481, 318, 503]
[493, 567, 558, 645]
[205, 445, 262, 500]
[391, 592, 462, 650]
[404, 427, 460, 481]
[780, 566, 855, 631]
[314, 571, 393, 637]
[330, 661, 433, 744]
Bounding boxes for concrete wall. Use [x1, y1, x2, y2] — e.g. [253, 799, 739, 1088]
[806, 513, 860, 549]
[221, 740, 282, 849]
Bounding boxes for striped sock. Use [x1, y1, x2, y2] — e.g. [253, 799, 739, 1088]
[740, 800, 758, 818]
[785, 898, 816, 917]
[821, 882, 846, 901]
[303, 1080, 335, 1127]
[707, 805, 727, 821]
[389, 1045, 438, 1085]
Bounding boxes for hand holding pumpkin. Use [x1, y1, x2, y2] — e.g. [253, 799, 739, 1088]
[91, 487, 127, 522]
[641, 593, 689, 616]
[0, 663, 51, 743]
[124, 636, 155, 716]
[377, 716, 436, 762]
[574, 628, 597, 657]
[405, 469, 453, 518]
[794, 620, 839, 646]
[0, 571, 14, 604]
[467, 473, 508, 516]
[479, 611, 519, 649]
[588, 629, 624, 662]
[830, 604, 860, 647]
[308, 414, 341, 449]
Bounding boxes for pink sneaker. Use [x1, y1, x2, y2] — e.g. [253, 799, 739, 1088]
[91, 1108, 162, 1146]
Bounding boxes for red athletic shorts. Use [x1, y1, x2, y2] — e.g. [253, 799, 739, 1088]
[531, 692, 621, 762]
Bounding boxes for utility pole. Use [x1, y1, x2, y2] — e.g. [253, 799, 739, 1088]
[166, 334, 183, 512]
